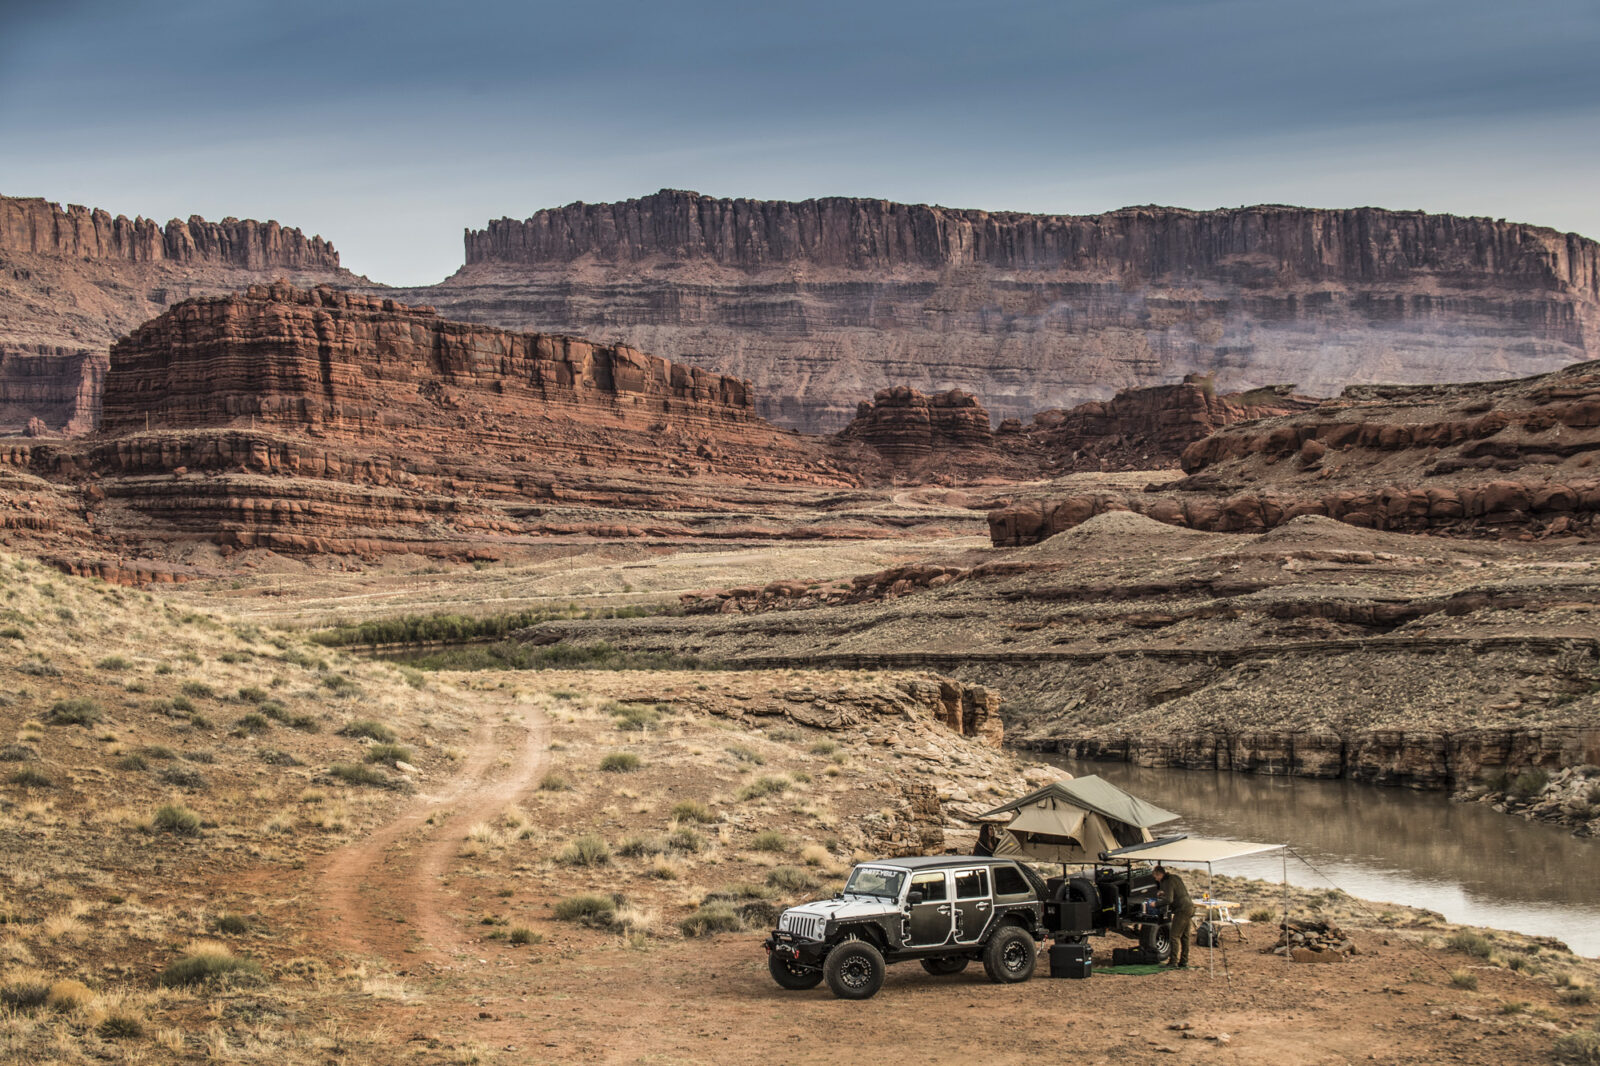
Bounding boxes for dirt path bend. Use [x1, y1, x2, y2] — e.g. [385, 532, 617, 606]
[314, 701, 548, 968]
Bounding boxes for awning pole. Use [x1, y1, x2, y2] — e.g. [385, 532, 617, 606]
[1207, 861, 1214, 979]
[1281, 842, 1290, 966]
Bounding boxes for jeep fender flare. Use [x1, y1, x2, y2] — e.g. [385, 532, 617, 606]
[832, 923, 890, 954]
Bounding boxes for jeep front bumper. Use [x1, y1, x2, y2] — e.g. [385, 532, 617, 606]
[764, 931, 827, 968]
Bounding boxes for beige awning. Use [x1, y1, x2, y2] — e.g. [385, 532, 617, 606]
[1105, 837, 1284, 864]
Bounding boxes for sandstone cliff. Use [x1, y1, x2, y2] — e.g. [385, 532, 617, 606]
[0, 196, 339, 270]
[419, 190, 1600, 431]
[839, 387, 992, 466]
[988, 360, 1600, 545]
[0, 194, 349, 435]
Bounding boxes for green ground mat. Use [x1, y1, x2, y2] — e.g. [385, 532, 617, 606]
[1092, 963, 1170, 976]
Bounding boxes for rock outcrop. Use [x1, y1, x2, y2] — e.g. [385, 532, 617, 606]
[839, 387, 992, 465]
[989, 360, 1600, 544]
[0, 345, 105, 436]
[418, 190, 1600, 431]
[0, 194, 349, 435]
[1, 284, 871, 567]
[0, 196, 339, 270]
[103, 282, 764, 438]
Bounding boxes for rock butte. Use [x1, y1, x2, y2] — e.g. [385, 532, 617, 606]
[415, 189, 1600, 431]
[0, 193, 349, 436]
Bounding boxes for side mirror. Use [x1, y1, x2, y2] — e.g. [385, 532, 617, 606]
[908, 890, 925, 906]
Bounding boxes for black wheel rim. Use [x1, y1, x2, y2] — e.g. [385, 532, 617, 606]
[841, 957, 871, 988]
[1003, 940, 1028, 972]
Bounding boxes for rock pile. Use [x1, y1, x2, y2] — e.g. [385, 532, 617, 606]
[1264, 920, 1358, 962]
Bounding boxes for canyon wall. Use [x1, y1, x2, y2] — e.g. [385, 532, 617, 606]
[417, 189, 1600, 431]
[0, 196, 339, 270]
[0, 194, 349, 434]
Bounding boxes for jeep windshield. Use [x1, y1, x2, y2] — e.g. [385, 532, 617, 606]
[843, 866, 907, 901]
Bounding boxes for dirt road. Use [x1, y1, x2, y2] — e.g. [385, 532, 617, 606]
[315, 701, 549, 966]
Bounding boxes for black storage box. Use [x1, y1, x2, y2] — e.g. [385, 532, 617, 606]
[1045, 900, 1093, 935]
[1048, 943, 1092, 979]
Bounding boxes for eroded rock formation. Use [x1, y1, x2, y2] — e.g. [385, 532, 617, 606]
[417, 190, 1600, 430]
[839, 387, 992, 465]
[0, 194, 349, 434]
[989, 360, 1600, 544]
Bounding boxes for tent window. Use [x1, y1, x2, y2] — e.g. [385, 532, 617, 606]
[1107, 818, 1145, 848]
[954, 869, 988, 900]
[911, 872, 947, 901]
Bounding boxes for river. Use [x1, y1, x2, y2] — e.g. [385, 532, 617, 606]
[1038, 755, 1600, 957]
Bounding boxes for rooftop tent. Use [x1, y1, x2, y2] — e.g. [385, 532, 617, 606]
[976, 776, 1180, 865]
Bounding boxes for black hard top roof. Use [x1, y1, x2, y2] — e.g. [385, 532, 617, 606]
[856, 855, 1016, 871]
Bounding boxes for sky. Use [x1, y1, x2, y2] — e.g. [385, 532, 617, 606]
[2, 0, 1598, 286]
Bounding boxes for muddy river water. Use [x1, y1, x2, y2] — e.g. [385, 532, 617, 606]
[1038, 755, 1600, 957]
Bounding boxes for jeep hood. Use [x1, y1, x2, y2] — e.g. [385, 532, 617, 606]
[783, 897, 899, 923]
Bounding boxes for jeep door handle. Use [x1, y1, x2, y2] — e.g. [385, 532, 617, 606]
[975, 902, 991, 910]
[937, 905, 950, 914]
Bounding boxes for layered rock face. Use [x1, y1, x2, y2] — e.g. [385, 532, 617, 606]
[988, 360, 1600, 545]
[3, 283, 862, 566]
[838, 387, 992, 465]
[0, 194, 348, 434]
[419, 190, 1600, 431]
[0, 196, 339, 270]
[0, 346, 105, 436]
[103, 283, 763, 438]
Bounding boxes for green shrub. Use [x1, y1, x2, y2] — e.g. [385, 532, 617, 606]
[679, 903, 743, 937]
[750, 830, 789, 853]
[725, 744, 765, 765]
[257, 699, 288, 721]
[0, 744, 36, 762]
[611, 704, 659, 732]
[555, 834, 611, 866]
[0, 975, 49, 1011]
[618, 835, 665, 858]
[158, 946, 262, 987]
[159, 768, 209, 790]
[235, 713, 272, 735]
[0, 627, 23, 641]
[766, 866, 818, 892]
[238, 686, 268, 704]
[1511, 769, 1549, 797]
[599, 752, 640, 773]
[169, 694, 195, 714]
[666, 826, 704, 853]
[115, 753, 148, 772]
[47, 698, 101, 726]
[552, 894, 617, 924]
[96, 655, 133, 671]
[364, 743, 413, 766]
[328, 763, 393, 788]
[508, 926, 541, 945]
[141, 745, 178, 760]
[1554, 1031, 1600, 1065]
[96, 1014, 145, 1040]
[180, 681, 215, 700]
[214, 914, 250, 935]
[152, 803, 201, 836]
[1449, 969, 1478, 990]
[737, 775, 790, 801]
[339, 720, 396, 743]
[1447, 931, 1492, 958]
[8, 768, 52, 788]
[288, 713, 320, 732]
[321, 674, 361, 695]
[809, 740, 838, 756]
[539, 771, 572, 791]
[1560, 987, 1596, 1006]
[670, 800, 715, 823]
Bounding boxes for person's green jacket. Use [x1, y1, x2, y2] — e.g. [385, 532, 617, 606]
[1158, 872, 1193, 914]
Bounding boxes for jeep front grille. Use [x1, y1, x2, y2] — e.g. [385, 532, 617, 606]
[779, 913, 822, 941]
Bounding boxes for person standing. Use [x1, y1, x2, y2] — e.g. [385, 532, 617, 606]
[1151, 865, 1193, 968]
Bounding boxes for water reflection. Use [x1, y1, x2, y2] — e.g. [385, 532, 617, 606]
[1038, 755, 1600, 957]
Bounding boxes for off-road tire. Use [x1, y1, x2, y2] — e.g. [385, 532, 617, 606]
[769, 952, 824, 990]
[982, 926, 1036, 983]
[824, 940, 886, 1000]
[1141, 923, 1174, 962]
[920, 956, 969, 976]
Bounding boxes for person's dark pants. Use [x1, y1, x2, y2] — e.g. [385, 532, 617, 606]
[1169, 907, 1194, 966]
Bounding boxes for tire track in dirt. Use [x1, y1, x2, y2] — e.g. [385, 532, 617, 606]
[315, 701, 548, 967]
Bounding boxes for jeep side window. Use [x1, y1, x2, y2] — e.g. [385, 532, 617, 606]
[911, 872, 948, 901]
[993, 864, 1029, 896]
[954, 869, 988, 899]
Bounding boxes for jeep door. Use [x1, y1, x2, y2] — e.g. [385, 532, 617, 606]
[905, 870, 954, 947]
[952, 867, 994, 945]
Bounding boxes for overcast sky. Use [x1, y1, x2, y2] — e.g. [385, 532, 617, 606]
[3, 0, 1598, 285]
